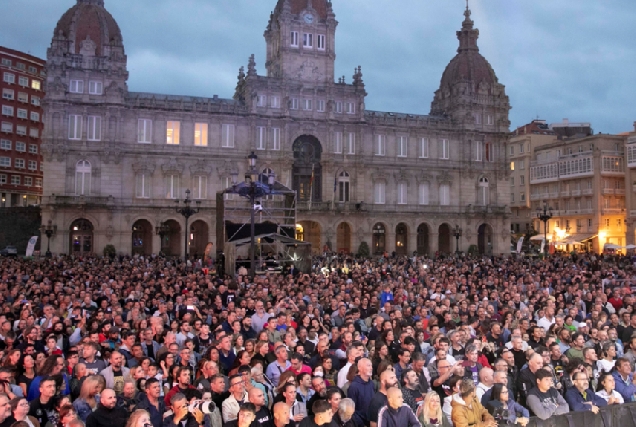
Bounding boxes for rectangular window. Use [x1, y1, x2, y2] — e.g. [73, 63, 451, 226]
[166, 121, 180, 145]
[519, 143, 525, 154]
[68, 115, 82, 139]
[588, 219, 593, 228]
[303, 33, 313, 48]
[28, 66, 37, 74]
[3, 73, 15, 84]
[439, 184, 450, 205]
[87, 116, 101, 141]
[375, 135, 386, 156]
[1, 106, 13, 116]
[224, 176, 234, 200]
[317, 34, 326, 50]
[18, 76, 28, 87]
[397, 183, 407, 204]
[257, 95, 266, 107]
[317, 100, 325, 112]
[31, 96, 40, 106]
[17, 109, 27, 119]
[194, 123, 208, 146]
[88, 81, 103, 95]
[511, 193, 515, 202]
[374, 182, 385, 204]
[397, 136, 408, 157]
[15, 159, 24, 169]
[0, 174, 6, 184]
[0, 140, 10, 150]
[474, 113, 481, 124]
[511, 177, 515, 186]
[0, 157, 10, 167]
[290, 31, 299, 47]
[475, 141, 483, 161]
[17, 92, 27, 103]
[135, 174, 151, 198]
[10, 175, 19, 185]
[30, 112, 39, 122]
[29, 144, 37, 154]
[334, 132, 343, 154]
[290, 98, 299, 110]
[419, 183, 430, 205]
[487, 115, 494, 125]
[28, 128, 37, 138]
[520, 192, 525, 201]
[335, 101, 343, 113]
[509, 145, 514, 155]
[303, 99, 312, 110]
[35, 178, 42, 187]
[31, 80, 41, 91]
[605, 218, 610, 228]
[346, 132, 355, 154]
[440, 139, 449, 159]
[420, 138, 429, 158]
[1, 122, 12, 133]
[165, 175, 179, 199]
[1, 89, 13, 101]
[70, 80, 84, 93]
[138, 119, 152, 143]
[345, 102, 355, 114]
[16, 142, 26, 152]
[192, 175, 207, 200]
[256, 126, 266, 150]
[221, 124, 235, 148]
[519, 159, 525, 169]
[271, 128, 281, 150]
[1, 59, 10, 66]
[270, 96, 280, 108]
[28, 160, 37, 170]
[520, 175, 525, 185]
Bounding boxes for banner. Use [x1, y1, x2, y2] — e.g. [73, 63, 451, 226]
[540, 238, 545, 255]
[516, 236, 524, 254]
[25, 236, 38, 256]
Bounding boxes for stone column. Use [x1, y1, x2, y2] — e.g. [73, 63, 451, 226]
[429, 232, 439, 254]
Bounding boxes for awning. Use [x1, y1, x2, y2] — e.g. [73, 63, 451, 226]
[577, 233, 597, 243]
[555, 233, 597, 245]
[530, 235, 550, 241]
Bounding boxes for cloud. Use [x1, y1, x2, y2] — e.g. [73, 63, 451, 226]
[1, 0, 634, 133]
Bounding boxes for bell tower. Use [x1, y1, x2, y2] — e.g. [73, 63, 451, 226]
[264, 0, 337, 84]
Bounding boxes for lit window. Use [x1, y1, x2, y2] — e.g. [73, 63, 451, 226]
[31, 80, 41, 91]
[194, 123, 208, 147]
[166, 121, 180, 145]
[510, 161, 515, 171]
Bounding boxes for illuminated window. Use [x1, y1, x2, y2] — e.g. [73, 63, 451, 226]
[194, 123, 208, 146]
[166, 121, 180, 145]
[31, 80, 41, 91]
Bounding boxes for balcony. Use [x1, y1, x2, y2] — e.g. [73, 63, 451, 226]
[571, 190, 581, 197]
[602, 188, 615, 195]
[615, 189, 625, 195]
[582, 188, 594, 195]
[530, 193, 548, 201]
[51, 195, 115, 207]
[602, 208, 625, 215]
[561, 190, 570, 197]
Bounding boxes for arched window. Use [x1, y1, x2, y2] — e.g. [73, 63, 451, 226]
[75, 160, 91, 195]
[338, 171, 350, 202]
[478, 177, 489, 206]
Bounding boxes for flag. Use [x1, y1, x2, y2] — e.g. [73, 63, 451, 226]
[26, 236, 38, 256]
[516, 236, 524, 254]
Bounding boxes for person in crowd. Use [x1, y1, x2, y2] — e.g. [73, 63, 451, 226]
[565, 371, 607, 413]
[222, 374, 249, 423]
[27, 376, 58, 427]
[418, 391, 452, 427]
[135, 378, 166, 427]
[331, 398, 355, 427]
[595, 372, 624, 405]
[377, 387, 419, 427]
[368, 369, 398, 427]
[85, 389, 129, 427]
[525, 369, 569, 420]
[9, 397, 41, 427]
[612, 357, 636, 402]
[483, 384, 529, 426]
[450, 379, 496, 427]
[298, 400, 332, 427]
[162, 393, 199, 427]
[273, 402, 291, 427]
[125, 409, 151, 427]
[475, 368, 493, 403]
[72, 375, 103, 422]
[346, 358, 375, 427]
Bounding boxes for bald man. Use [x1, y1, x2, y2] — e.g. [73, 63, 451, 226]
[476, 367, 494, 401]
[249, 388, 274, 427]
[377, 388, 420, 427]
[274, 402, 291, 427]
[368, 369, 398, 427]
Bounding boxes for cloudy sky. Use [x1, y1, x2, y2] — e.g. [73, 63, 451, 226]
[1, 0, 634, 134]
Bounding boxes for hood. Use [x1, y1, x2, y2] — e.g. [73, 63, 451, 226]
[352, 376, 372, 386]
[451, 394, 467, 408]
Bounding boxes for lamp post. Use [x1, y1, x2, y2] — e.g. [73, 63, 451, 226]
[537, 203, 553, 257]
[40, 220, 57, 258]
[155, 221, 170, 255]
[175, 189, 201, 261]
[453, 224, 462, 254]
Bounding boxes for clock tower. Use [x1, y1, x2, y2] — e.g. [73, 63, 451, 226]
[264, 0, 337, 84]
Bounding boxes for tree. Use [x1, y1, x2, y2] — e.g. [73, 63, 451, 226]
[357, 241, 370, 258]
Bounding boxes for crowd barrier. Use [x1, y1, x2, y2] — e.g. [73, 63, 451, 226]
[527, 402, 636, 427]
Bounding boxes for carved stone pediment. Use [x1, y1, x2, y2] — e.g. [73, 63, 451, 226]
[371, 170, 387, 182]
[190, 159, 213, 176]
[161, 158, 184, 176]
[437, 171, 452, 184]
[416, 173, 432, 184]
[394, 171, 410, 183]
[216, 160, 237, 178]
[132, 159, 156, 175]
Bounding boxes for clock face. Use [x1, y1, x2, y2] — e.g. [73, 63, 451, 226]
[303, 13, 314, 24]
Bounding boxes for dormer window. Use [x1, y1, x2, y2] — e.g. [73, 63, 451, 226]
[290, 31, 299, 47]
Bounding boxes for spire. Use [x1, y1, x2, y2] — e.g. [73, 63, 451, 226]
[247, 54, 257, 77]
[457, 3, 479, 52]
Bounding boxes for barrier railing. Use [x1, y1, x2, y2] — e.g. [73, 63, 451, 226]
[527, 401, 636, 427]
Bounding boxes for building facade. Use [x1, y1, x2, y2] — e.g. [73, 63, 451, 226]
[0, 46, 45, 207]
[41, 0, 511, 257]
[623, 123, 636, 246]
[529, 130, 627, 253]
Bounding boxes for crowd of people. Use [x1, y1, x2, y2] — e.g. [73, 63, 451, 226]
[0, 251, 634, 427]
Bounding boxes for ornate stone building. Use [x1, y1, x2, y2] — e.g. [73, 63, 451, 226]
[41, 0, 511, 257]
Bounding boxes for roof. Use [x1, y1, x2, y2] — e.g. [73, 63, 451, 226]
[289, 0, 329, 19]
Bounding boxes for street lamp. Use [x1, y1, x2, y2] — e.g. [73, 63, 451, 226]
[40, 220, 57, 258]
[175, 189, 201, 261]
[155, 221, 170, 255]
[453, 224, 462, 254]
[537, 203, 553, 257]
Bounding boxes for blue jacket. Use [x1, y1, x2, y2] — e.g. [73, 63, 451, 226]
[612, 371, 636, 402]
[565, 387, 608, 412]
[347, 375, 375, 427]
[27, 373, 71, 401]
[377, 404, 419, 427]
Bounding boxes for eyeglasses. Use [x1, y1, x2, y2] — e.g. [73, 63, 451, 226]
[230, 382, 244, 387]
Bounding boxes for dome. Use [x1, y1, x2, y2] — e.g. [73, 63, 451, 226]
[53, 0, 123, 56]
[438, 8, 498, 90]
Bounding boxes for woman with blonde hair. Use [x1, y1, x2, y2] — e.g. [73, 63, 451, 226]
[419, 391, 452, 427]
[73, 375, 104, 422]
[125, 409, 151, 427]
